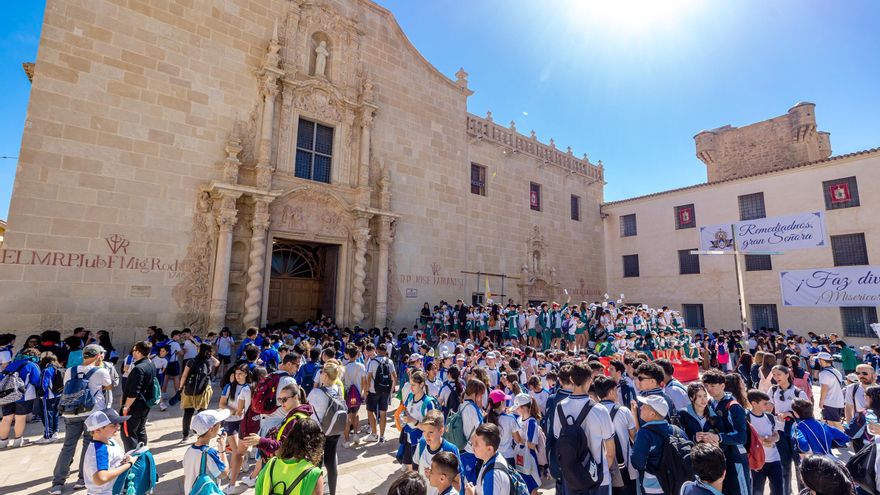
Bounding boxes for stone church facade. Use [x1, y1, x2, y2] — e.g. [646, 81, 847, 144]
[1, 0, 605, 337]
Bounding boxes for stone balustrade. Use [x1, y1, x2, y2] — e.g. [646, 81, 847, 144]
[466, 113, 603, 180]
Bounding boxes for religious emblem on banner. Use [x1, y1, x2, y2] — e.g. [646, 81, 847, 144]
[530, 190, 539, 208]
[679, 207, 692, 225]
[709, 228, 734, 249]
[830, 182, 851, 203]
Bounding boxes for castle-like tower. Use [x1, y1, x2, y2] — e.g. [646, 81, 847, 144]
[694, 102, 832, 182]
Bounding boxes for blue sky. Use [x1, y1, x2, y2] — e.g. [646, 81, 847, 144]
[1, 1, 878, 220]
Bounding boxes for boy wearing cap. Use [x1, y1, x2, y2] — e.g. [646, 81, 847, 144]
[182, 409, 229, 494]
[631, 394, 681, 494]
[83, 410, 133, 495]
[816, 351, 846, 429]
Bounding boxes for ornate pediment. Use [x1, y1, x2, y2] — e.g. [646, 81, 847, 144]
[270, 186, 353, 238]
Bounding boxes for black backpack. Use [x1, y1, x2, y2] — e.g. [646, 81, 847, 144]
[184, 358, 211, 395]
[608, 405, 628, 469]
[555, 400, 604, 492]
[646, 424, 694, 495]
[441, 380, 461, 415]
[373, 357, 393, 394]
[49, 364, 65, 395]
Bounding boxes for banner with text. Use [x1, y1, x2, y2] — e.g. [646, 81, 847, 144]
[780, 266, 880, 307]
[699, 211, 826, 253]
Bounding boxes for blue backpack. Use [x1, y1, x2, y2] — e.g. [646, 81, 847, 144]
[299, 362, 319, 394]
[188, 451, 224, 495]
[112, 450, 157, 495]
[58, 367, 99, 416]
[480, 458, 530, 495]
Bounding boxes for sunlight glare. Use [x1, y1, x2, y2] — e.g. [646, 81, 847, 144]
[566, 0, 695, 35]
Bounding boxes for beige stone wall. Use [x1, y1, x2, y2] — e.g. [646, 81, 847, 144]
[603, 150, 880, 345]
[696, 102, 832, 182]
[0, 0, 606, 343]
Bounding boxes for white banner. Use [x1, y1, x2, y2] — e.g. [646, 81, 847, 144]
[780, 266, 880, 307]
[699, 211, 826, 253]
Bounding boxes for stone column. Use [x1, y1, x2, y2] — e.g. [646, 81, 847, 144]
[350, 222, 371, 324]
[358, 110, 374, 188]
[243, 197, 271, 329]
[256, 76, 280, 189]
[209, 193, 239, 330]
[373, 217, 391, 327]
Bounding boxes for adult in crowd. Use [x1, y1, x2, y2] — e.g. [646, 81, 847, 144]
[120, 340, 157, 451]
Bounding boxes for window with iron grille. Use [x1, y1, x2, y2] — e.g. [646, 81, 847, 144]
[822, 176, 860, 210]
[295, 118, 333, 183]
[738, 192, 766, 221]
[750, 304, 779, 331]
[745, 254, 772, 271]
[620, 214, 637, 237]
[471, 163, 487, 196]
[623, 254, 639, 278]
[530, 182, 541, 211]
[678, 249, 701, 275]
[675, 204, 696, 229]
[841, 307, 877, 338]
[682, 304, 705, 329]
[571, 195, 581, 221]
[831, 233, 869, 266]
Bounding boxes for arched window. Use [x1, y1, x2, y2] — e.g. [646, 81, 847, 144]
[271, 244, 321, 279]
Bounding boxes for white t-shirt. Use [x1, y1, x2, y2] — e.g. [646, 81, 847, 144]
[64, 365, 113, 415]
[527, 314, 538, 330]
[182, 445, 225, 495]
[222, 384, 252, 422]
[439, 341, 456, 357]
[366, 356, 392, 394]
[83, 439, 126, 495]
[769, 384, 809, 415]
[529, 389, 550, 415]
[308, 384, 343, 424]
[552, 395, 614, 486]
[343, 361, 367, 394]
[151, 356, 168, 375]
[168, 341, 182, 360]
[494, 413, 520, 459]
[819, 368, 845, 408]
[601, 400, 637, 479]
[845, 382, 867, 412]
[462, 400, 483, 454]
[426, 377, 442, 398]
[216, 336, 234, 357]
[475, 454, 510, 495]
[748, 412, 781, 462]
[183, 339, 199, 360]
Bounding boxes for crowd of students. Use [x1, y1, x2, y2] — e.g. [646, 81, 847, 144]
[1, 298, 879, 495]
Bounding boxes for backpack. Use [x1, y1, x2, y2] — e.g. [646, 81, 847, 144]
[184, 358, 211, 396]
[846, 442, 878, 495]
[112, 450, 158, 495]
[744, 409, 771, 471]
[263, 457, 319, 495]
[0, 362, 28, 405]
[66, 350, 84, 369]
[318, 387, 348, 437]
[187, 451, 224, 495]
[145, 377, 162, 408]
[480, 458, 530, 495]
[645, 424, 694, 495]
[555, 400, 604, 491]
[443, 401, 483, 450]
[346, 384, 362, 409]
[251, 372, 290, 415]
[58, 367, 100, 415]
[48, 365, 65, 396]
[440, 381, 461, 416]
[373, 357, 393, 394]
[299, 362, 319, 395]
[608, 405, 629, 470]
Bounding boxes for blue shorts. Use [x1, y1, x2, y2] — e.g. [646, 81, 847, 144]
[822, 405, 844, 422]
[166, 361, 180, 377]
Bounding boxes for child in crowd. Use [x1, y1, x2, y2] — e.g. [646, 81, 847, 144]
[151, 346, 169, 411]
[429, 451, 461, 495]
[747, 390, 783, 495]
[182, 409, 229, 494]
[791, 399, 849, 459]
[83, 410, 134, 495]
[416, 410, 463, 495]
[465, 423, 512, 495]
[680, 443, 727, 495]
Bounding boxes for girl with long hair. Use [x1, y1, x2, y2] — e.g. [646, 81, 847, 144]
[679, 382, 716, 442]
[255, 418, 325, 495]
[220, 364, 253, 488]
[399, 371, 439, 471]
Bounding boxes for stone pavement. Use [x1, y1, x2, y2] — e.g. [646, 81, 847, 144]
[0, 391, 555, 495]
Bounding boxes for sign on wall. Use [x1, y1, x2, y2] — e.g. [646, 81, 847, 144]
[699, 211, 826, 253]
[780, 266, 880, 307]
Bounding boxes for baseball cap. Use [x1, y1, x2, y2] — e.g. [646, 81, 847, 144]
[191, 409, 231, 436]
[637, 395, 669, 418]
[408, 353, 422, 362]
[488, 389, 510, 404]
[512, 393, 532, 408]
[485, 351, 497, 359]
[85, 409, 130, 431]
[816, 352, 833, 361]
[83, 344, 106, 359]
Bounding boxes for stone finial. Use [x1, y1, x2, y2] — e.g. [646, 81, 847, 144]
[582, 153, 588, 161]
[566, 146, 572, 155]
[598, 159, 603, 169]
[509, 120, 516, 132]
[530, 130, 536, 139]
[549, 138, 555, 148]
[485, 111, 493, 122]
[455, 67, 469, 89]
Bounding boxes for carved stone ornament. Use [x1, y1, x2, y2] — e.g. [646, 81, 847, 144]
[270, 188, 351, 238]
[223, 137, 242, 184]
[173, 191, 218, 330]
[294, 90, 341, 122]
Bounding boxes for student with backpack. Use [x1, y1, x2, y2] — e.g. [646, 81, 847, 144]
[701, 369, 752, 495]
[179, 343, 219, 442]
[220, 364, 254, 488]
[342, 346, 367, 447]
[0, 347, 41, 448]
[439, 365, 465, 419]
[591, 377, 636, 495]
[251, 383, 313, 460]
[464, 423, 530, 495]
[49, 344, 115, 494]
[415, 410, 465, 495]
[82, 409, 135, 495]
[183, 409, 230, 494]
[37, 352, 65, 444]
[454, 378, 487, 484]
[400, 371, 440, 470]
[365, 343, 396, 443]
[542, 363, 573, 490]
[255, 417, 326, 495]
[295, 348, 321, 396]
[768, 364, 809, 495]
[816, 352, 846, 430]
[631, 394, 692, 495]
[511, 393, 545, 495]
[551, 361, 615, 495]
[306, 360, 346, 495]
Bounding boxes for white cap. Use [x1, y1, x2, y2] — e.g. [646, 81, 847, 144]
[512, 393, 532, 408]
[191, 409, 230, 436]
[816, 352, 834, 361]
[485, 351, 497, 359]
[408, 353, 422, 362]
[637, 395, 669, 418]
[85, 409, 130, 431]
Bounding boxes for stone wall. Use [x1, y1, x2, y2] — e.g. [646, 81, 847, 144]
[695, 102, 831, 182]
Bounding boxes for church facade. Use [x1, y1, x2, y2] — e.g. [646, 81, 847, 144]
[1, 0, 605, 337]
